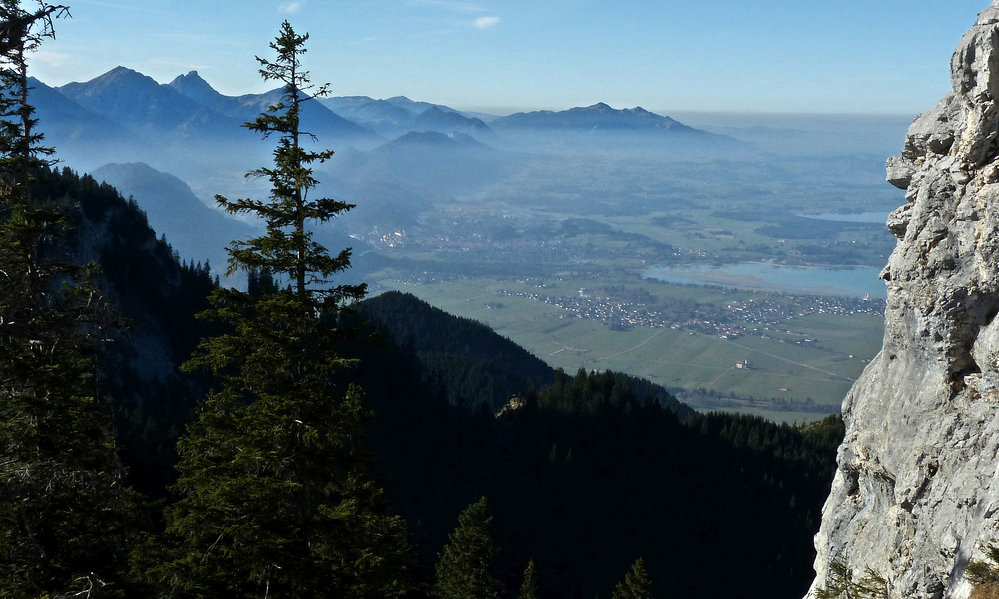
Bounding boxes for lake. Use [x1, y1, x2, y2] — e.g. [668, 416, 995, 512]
[802, 211, 891, 224]
[644, 262, 886, 298]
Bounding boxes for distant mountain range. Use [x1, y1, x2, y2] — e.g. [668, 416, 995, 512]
[319, 94, 492, 138]
[168, 71, 375, 143]
[33, 66, 725, 161]
[59, 67, 378, 144]
[329, 130, 511, 195]
[58, 67, 248, 144]
[28, 66, 739, 267]
[488, 102, 742, 150]
[493, 102, 696, 132]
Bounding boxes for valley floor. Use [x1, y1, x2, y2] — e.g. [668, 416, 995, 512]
[373, 271, 884, 422]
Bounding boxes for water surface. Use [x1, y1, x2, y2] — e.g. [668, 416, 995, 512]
[645, 262, 885, 298]
[802, 211, 891, 224]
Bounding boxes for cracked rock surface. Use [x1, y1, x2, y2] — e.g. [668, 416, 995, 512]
[808, 4, 999, 599]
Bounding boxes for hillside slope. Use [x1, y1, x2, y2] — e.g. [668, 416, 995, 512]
[358, 290, 694, 419]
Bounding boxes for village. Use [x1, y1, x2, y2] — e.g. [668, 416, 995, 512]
[495, 284, 885, 346]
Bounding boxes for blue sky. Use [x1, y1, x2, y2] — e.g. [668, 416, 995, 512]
[28, 0, 994, 115]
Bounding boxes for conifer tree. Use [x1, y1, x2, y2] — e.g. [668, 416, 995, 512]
[611, 558, 654, 599]
[433, 496, 502, 599]
[0, 2, 141, 597]
[518, 559, 540, 599]
[148, 20, 410, 598]
[815, 560, 890, 599]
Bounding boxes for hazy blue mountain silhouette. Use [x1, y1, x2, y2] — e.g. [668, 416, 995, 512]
[493, 102, 698, 131]
[489, 102, 747, 152]
[168, 70, 378, 146]
[319, 96, 416, 132]
[411, 106, 493, 137]
[384, 95, 465, 116]
[91, 162, 260, 268]
[320, 95, 494, 139]
[27, 76, 138, 167]
[166, 70, 238, 116]
[58, 67, 244, 142]
[330, 130, 510, 191]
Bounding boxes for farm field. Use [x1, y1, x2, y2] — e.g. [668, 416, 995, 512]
[373, 273, 884, 422]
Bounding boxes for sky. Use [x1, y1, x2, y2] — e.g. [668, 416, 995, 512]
[26, 0, 996, 116]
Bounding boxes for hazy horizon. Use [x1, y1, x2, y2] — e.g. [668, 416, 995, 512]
[34, 64, 929, 122]
[31, 1, 993, 116]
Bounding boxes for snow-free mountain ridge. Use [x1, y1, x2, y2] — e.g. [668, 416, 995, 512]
[492, 102, 697, 132]
[39, 66, 721, 153]
[90, 162, 260, 272]
[58, 66, 231, 140]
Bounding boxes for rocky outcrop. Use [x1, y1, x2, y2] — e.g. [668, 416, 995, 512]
[808, 4, 999, 599]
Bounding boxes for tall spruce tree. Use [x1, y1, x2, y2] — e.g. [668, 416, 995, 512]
[0, 2, 141, 597]
[148, 20, 410, 598]
[611, 558, 654, 599]
[433, 497, 502, 599]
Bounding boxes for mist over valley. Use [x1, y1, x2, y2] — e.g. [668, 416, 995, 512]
[34, 66, 907, 421]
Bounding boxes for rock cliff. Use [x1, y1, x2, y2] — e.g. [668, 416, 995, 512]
[808, 3, 999, 599]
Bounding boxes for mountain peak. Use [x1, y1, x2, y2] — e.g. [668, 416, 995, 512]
[384, 95, 458, 116]
[169, 70, 220, 98]
[172, 70, 208, 84]
[94, 66, 152, 84]
[492, 103, 697, 134]
[390, 130, 473, 146]
[60, 66, 163, 98]
[56, 66, 226, 138]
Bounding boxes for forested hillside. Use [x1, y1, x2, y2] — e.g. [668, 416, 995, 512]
[357, 290, 695, 419]
[31, 166, 218, 496]
[347, 321, 843, 597]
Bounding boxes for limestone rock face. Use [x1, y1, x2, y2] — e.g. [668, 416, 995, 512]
[808, 4, 999, 599]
